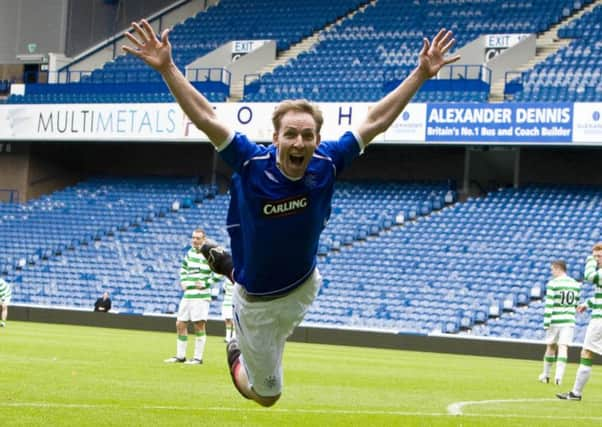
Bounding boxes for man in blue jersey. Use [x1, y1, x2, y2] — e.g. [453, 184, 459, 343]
[124, 20, 460, 407]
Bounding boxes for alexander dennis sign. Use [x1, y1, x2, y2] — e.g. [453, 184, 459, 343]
[0, 102, 600, 145]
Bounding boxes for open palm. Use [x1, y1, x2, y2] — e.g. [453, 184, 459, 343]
[123, 19, 173, 73]
[418, 29, 461, 78]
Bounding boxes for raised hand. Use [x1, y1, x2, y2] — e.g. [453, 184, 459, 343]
[417, 29, 461, 78]
[122, 19, 173, 73]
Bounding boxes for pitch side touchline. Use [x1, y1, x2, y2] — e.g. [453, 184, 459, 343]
[2, 401, 602, 420]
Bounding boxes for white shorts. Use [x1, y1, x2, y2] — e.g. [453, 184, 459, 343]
[221, 303, 233, 320]
[176, 298, 209, 322]
[583, 318, 602, 355]
[233, 268, 321, 397]
[0, 297, 9, 305]
[545, 325, 575, 346]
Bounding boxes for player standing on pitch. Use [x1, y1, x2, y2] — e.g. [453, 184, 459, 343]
[124, 20, 460, 406]
[0, 278, 11, 327]
[538, 260, 580, 385]
[557, 243, 602, 400]
[164, 228, 228, 365]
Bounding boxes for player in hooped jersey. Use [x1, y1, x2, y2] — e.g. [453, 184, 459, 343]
[124, 20, 460, 407]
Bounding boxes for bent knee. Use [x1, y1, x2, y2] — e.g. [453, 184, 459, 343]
[581, 349, 594, 358]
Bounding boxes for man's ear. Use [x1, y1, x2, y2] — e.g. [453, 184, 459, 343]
[272, 131, 279, 146]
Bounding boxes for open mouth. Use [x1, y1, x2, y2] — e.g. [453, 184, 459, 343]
[289, 154, 305, 166]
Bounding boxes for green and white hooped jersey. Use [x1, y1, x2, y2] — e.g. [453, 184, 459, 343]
[0, 278, 11, 301]
[583, 256, 602, 319]
[180, 247, 220, 300]
[543, 274, 581, 328]
[222, 280, 234, 308]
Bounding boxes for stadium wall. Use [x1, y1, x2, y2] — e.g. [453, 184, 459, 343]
[0, 146, 29, 202]
[520, 147, 602, 186]
[7, 143, 602, 201]
[0, 144, 81, 202]
[0, 0, 68, 64]
[65, 0, 198, 57]
[10, 304, 600, 363]
[28, 142, 218, 180]
[64, 0, 217, 74]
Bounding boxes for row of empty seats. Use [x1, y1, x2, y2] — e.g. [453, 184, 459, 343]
[244, 0, 588, 102]
[508, 3, 602, 102]
[2, 177, 602, 344]
[5, 0, 367, 105]
[4, 0, 596, 104]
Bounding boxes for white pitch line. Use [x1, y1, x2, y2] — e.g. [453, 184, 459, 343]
[0, 402, 445, 417]
[448, 398, 572, 416]
[3, 401, 602, 421]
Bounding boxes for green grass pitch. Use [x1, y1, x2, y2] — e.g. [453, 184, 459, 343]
[1, 321, 601, 426]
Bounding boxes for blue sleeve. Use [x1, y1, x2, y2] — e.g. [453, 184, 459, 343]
[318, 131, 361, 175]
[219, 132, 266, 173]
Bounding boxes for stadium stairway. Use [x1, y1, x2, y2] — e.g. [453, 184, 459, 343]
[243, 0, 585, 103]
[7, 0, 593, 104]
[229, 0, 377, 100]
[490, 0, 602, 102]
[7, 0, 371, 105]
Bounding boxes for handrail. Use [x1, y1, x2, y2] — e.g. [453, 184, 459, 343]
[243, 64, 492, 99]
[244, 73, 261, 87]
[504, 71, 524, 97]
[436, 65, 492, 85]
[505, 71, 523, 85]
[33, 67, 230, 85]
[187, 68, 231, 86]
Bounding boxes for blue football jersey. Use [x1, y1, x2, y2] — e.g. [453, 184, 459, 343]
[220, 131, 361, 295]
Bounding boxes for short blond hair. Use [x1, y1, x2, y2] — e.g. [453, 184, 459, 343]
[593, 243, 602, 252]
[272, 99, 324, 133]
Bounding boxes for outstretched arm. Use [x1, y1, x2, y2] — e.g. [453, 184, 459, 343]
[357, 29, 460, 145]
[583, 255, 602, 284]
[122, 19, 231, 147]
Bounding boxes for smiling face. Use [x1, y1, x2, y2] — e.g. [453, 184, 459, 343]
[273, 110, 320, 179]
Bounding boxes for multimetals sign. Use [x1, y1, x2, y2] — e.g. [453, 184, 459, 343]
[425, 103, 573, 143]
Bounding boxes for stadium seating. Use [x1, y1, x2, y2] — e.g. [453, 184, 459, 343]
[508, 3, 602, 102]
[0, 177, 224, 314]
[243, 0, 587, 102]
[308, 184, 602, 343]
[2, 177, 600, 344]
[6, 0, 594, 104]
[6, 0, 368, 105]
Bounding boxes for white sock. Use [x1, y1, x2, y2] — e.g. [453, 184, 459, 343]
[543, 355, 555, 377]
[177, 335, 188, 359]
[194, 332, 206, 361]
[573, 359, 593, 396]
[555, 358, 567, 384]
